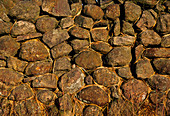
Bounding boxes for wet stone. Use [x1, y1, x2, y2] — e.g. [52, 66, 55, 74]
[54, 57, 71, 71]
[71, 3, 82, 16]
[93, 67, 119, 87]
[147, 74, 170, 91]
[153, 58, 170, 75]
[117, 66, 132, 79]
[122, 79, 148, 104]
[37, 90, 54, 105]
[161, 34, 170, 48]
[36, 16, 58, 33]
[105, 47, 132, 67]
[122, 21, 135, 36]
[8, 84, 33, 101]
[58, 94, 73, 111]
[91, 41, 112, 54]
[83, 5, 104, 20]
[106, 4, 120, 20]
[9, 1, 40, 22]
[70, 39, 89, 53]
[58, 68, 85, 94]
[75, 50, 102, 69]
[139, 30, 161, 46]
[51, 42, 72, 59]
[19, 39, 50, 61]
[16, 33, 42, 42]
[60, 17, 74, 29]
[0, 35, 20, 56]
[144, 48, 170, 58]
[32, 73, 58, 89]
[0, 68, 24, 86]
[7, 56, 28, 72]
[69, 26, 90, 39]
[149, 91, 165, 104]
[0, 60, 6, 67]
[83, 105, 103, 116]
[43, 28, 70, 48]
[0, 20, 12, 35]
[91, 28, 108, 41]
[25, 60, 52, 76]
[136, 58, 154, 79]
[77, 85, 110, 106]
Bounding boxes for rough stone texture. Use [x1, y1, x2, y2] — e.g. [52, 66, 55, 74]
[105, 47, 132, 66]
[46, 105, 59, 116]
[78, 85, 110, 106]
[122, 79, 148, 104]
[91, 28, 108, 41]
[71, 3, 82, 16]
[139, 30, 161, 46]
[58, 94, 73, 111]
[83, 0, 96, 4]
[60, 17, 74, 29]
[136, 45, 145, 60]
[0, 98, 13, 115]
[0, 20, 12, 35]
[136, 58, 154, 79]
[106, 4, 120, 20]
[25, 60, 52, 76]
[122, 21, 135, 35]
[0, 60, 6, 67]
[0, 35, 20, 56]
[19, 39, 50, 61]
[84, 75, 93, 85]
[117, 66, 132, 79]
[161, 34, 170, 48]
[75, 50, 102, 69]
[37, 90, 54, 105]
[149, 91, 165, 104]
[16, 33, 42, 42]
[70, 39, 89, 52]
[83, 105, 103, 116]
[136, 0, 158, 8]
[113, 18, 120, 36]
[153, 58, 170, 75]
[54, 57, 71, 71]
[144, 48, 170, 58]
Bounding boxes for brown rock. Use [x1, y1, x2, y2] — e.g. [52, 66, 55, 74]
[84, 75, 93, 85]
[91, 28, 108, 41]
[8, 84, 33, 101]
[51, 42, 72, 59]
[153, 58, 170, 75]
[0, 60, 6, 67]
[0, 82, 13, 97]
[136, 58, 154, 79]
[54, 70, 69, 78]
[70, 39, 89, 52]
[83, 0, 96, 4]
[60, 17, 74, 29]
[93, 20, 108, 28]
[122, 21, 135, 35]
[144, 48, 170, 58]
[149, 91, 165, 104]
[137, 0, 158, 8]
[105, 47, 132, 66]
[7, 56, 28, 72]
[83, 5, 104, 20]
[58, 94, 73, 111]
[16, 33, 42, 42]
[32, 73, 58, 88]
[36, 16, 58, 33]
[25, 60, 52, 76]
[69, 26, 90, 39]
[83, 105, 103, 116]
[106, 4, 120, 20]
[9, 1, 40, 22]
[0, 35, 20, 56]
[37, 90, 54, 105]
[0, 20, 12, 35]
[135, 44, 144, 61]
[161, 34, 170, 48]
[58, 68, 85, 94]
[71, 3, 82, 16]
[75, 50, 102, 69]
[46, 105, 59, 116]
[0, 3, 10, 22]
[78, 85, 110, 106]
[0, 98, 13, 115]
[93, 67, 119, 86]
[122, 79, 148, 104]
[0, 68, 24, 86]
[54, 57, 71, 71]
[113, 18, 120, 36]
[117, 66, 132, 79]
[19, 39, 50, 61]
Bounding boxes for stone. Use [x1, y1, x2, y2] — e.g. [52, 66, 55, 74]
[0, 68, 24, 86]
[106, 4, 120, 20]
[77, 85, 110, 106]
[0, 3, 10, 22]
[0, 82, 13, 97]
[19, 39, 50, 61]
[137, 0, 158, 8]
[54, 70, 69, 78]
[93, 67, 119, 86]
[139, 30, 161, 46]
[0, 60, 6, 67]
[117, 66, 132, 79]
[84, 75, 93, 85]
[153, 58, 170, 75]
[69, 26, 90, 39]
[46, 105, 59, 116]
[71, 3, 82, 16]
[83, 105, 103, 116]
[0, 98, 13, 115]
[105, 47, 132, 66]
[70, 39, 89, 52]
[36, 16, 58, 33]
[144, 48, 170, 58]
[58, 68, 85, 94]
[149, 91, 165, 104]
[9, 1, 40, 22]
[32, 73, 58, 89]
[156, 14, 170, 34]
[37, 90, 54, 105]
[113, 18, 120, 36]
[93, 20, 108, 28]
[58, 94, 73, 111]
[7, 56, 28, 72]
[91, 41, 112, 54]
[148, 74, 170, 91]
[0, 35, 20, 56]
[42, 0, 71, 16]
[16, 33, 42, 42]
[43, 28, 70, 48]
[91, 28, 108, 41]
[122, 21, 135, 35]
[124, 1, 141, 22]
[74, 15, 94, 29]
[136, 10, 156, 31]
[54, 57, 71, 71]
[109, 35, 136, 46]
[100, 0, 113, 9]
[11, 21, 36, 37]
[51, 42, 72, 59]
[0, 20, 12, 35]
[161, 34, 170, 48]
[25, 60, 52, 76]
[83, 5, 104, 20]
[75, 50, 102, 69]
[8, 84, 33, 101]
[122, 79, 148, 104]
[60, 17, 74, 29]
[83, 0, 96, 4]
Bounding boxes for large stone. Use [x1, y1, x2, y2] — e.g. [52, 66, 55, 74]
[106, 4, 120, 20]
[91, 28, 108, 41]
[83, 105, 103, 116]
[122, 21, 135, 35]
[54, 57, 71, 71]
[149, 91, 165, 104]
[58, 94, 73, 111]
[60, 17, 74, 29]
[19, 39, 50, 61]
[144, 48, 170, 58]
[117, 66, 132, 79]
[0, 20, 12, 35]
[70, 39, 89, 52]
[46, 105, 59, 116]
[161, 34, 170, 48]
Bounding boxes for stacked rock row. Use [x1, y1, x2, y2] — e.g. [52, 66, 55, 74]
[0, 0, 169, 115]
